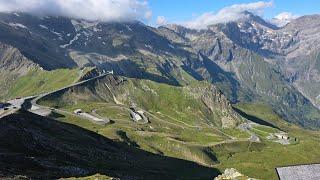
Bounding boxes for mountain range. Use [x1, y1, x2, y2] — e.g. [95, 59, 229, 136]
[0, 11, 320, 129]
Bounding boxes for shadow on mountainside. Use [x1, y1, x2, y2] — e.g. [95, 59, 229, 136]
[0, 110, 219, 179]
[100, 60, 181, 86]
[233, 107, 281, 130]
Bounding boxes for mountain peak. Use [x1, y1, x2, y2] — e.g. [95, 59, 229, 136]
[238, 11, 278, 30]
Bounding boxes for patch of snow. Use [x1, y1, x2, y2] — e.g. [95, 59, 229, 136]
[67, 33, 71, 37]
[317, 94, 320, 100]
[13, 13, 20, 17]
[82, 31, 89, 37]
[39, 24, 48, 30]
[98, 36, 102, 39]
[51, 30, 62, 37]
[60, 33, 81, 48]
[126, 25, 132, 31]
[144, 44, 152, 49]
[102, 42, 106, 45]
[9, 23, 27, 29]
[168, 43, 175, 49]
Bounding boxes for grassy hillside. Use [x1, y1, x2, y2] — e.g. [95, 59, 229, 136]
[1, 67, 93, 101]
[233, 52, 320, 129]
[39, 75, 241, 128]
[214, 103, 320, 179]
[41, 100, 320, 179]
[37, 75, 248, 167]
[2, 69, 320, 179]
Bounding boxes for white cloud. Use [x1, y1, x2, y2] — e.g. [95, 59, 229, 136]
[183, 1, 273, 29]
[0, 0, 152, 22]
[156, 16, 167, 26]
[271, 12, 299, 27]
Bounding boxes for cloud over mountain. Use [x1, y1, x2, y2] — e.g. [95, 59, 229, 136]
[183, 1, 273, 29]
[0, 0, 152, 22]
[271, 12, 299, 27]
[156, 16, 167, 26]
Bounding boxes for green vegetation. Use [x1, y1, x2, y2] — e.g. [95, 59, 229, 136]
[31, 75, 320, 179]
[2, 110, 219, 179]
[63, 174, 114, 180]
[220, 128, 251, 139]
[234, 103, 291, 129]
[6, 70, 320, 179]
[46, 98, 320, 179]
[2, 67, 84, 100]
[213, 103, 320, 179]
[51, 103, 230, 167]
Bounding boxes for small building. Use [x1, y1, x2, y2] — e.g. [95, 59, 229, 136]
[274, 132, 289, 140]
[129, 108, 148, 121]
[130, 111, 142, 121]
[74, 109, 83, 114]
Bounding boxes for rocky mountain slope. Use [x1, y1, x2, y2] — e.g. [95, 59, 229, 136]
[0, 42, 36, 99]
[0, 12, 319, 128]
[159, 12, 320, 128]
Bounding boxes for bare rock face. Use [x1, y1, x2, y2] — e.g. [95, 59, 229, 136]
[187, 84, 240, 128]
[0, 42, 37, 99]
[0, 42, 36, 73]
[214, 168, 257, 180]
[160, 12, 320, 128]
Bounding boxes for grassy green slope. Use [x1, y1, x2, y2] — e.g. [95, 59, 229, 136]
[7, 68, 80, 98]
[38, 75, 246, 166]
[3, 66, 320, 180]
[46, 101, 320, 180]
[0, 67, 94, 101]
[40, 75, 240, 128]
[213, 103, 320, 179]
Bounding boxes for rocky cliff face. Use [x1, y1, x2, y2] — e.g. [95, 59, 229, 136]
[0, 43, 36, 72]
[159, 12, 320, 128]
[186, 84, 240, 128]
[0, 42, 36, 99]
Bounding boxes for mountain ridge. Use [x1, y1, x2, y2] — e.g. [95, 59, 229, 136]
[1, 11, 320, 128]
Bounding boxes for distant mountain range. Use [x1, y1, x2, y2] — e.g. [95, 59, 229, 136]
[0, 11, 320, 128]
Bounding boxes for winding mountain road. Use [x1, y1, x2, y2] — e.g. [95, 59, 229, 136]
[2, 73, 111, 125]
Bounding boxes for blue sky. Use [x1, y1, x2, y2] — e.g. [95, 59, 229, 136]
[148, 0, 320, 26]
[1, 0, 319, 28]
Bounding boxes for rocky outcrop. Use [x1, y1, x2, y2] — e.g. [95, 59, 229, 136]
[160, 12, 320, 128]
[215, 168, 257, 180]
[186, 84, 240, 128]
[0, 42, 37, 100]
[0, 42, 36, 74]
